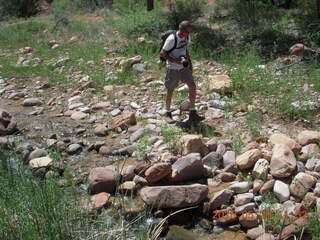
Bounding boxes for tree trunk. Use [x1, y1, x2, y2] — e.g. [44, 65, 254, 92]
[147, 0, 154, 11]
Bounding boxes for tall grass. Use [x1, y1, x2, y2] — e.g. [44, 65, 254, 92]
[0, 142, 149, 240]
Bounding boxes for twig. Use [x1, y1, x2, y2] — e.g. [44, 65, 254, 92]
[147, 205, 198, 240]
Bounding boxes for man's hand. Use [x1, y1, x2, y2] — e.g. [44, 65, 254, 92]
[160, 49, 182, 65]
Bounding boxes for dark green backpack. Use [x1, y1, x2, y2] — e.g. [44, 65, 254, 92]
[159, 30, 177, 63]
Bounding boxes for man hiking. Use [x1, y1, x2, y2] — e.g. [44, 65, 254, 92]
[160, 20, 204, 127]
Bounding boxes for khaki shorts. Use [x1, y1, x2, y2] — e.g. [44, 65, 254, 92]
[165, 68, 195, 89]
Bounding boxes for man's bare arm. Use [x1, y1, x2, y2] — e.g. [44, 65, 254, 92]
[186, 48, 193, 72]
[160, 49, 181, 65]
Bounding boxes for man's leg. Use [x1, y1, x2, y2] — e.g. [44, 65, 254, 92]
[183, 69, 204, 123]
[166, 88, 174, 112]
[164, 69, 179, 123]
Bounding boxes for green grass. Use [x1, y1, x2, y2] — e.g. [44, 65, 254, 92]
[0, 141, 149, 240]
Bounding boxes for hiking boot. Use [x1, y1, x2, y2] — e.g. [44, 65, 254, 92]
[188, 110, 205, 122]
[163, 111, 175, 124]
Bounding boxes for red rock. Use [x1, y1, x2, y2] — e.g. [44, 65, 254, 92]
[0, 108, 18, 135]
[259, 180, 275, 195]
[216, 172, 236, 182]
[94, 124, 108, 136]
[239, 213, 259, 228]
[111, 112, 136, 129]
[139, 184, 208, 208]
[145, 163, 172, 183]
[88, 167, 117, 194]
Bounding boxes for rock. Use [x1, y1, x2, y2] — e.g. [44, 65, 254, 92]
[121, 165, 135, 181]
[29, 148, 48, 160]
[302, 144, 320, 157]
[256, 233, 275, 240]
[234, 193, 254, 206]
[99, 146, 110, 155]
[217, 210, 238, 225]
[204, 108, 224, 119]
[111, 112, 136, 129]
[269, 133, 301, 153]
[229, 181, 252, 194]
[253, 179, 264, 193]
[94, 124, 109, 136]
[179, 134, 208, 157]
[270, 144, 296, 178]
[289, 43, 313, 58]
[130, 128, 145, 142]
[235, 202, 255, 214]
[83, 192, 111, 211]
[209, 189, 234, 210]
[118, 181, 136, 193]
[236, 149, 262, 169]
[247, 225, 265, 239]
[223, 151, 236, 168]
[120, 55, 143, 67]
[22, 98, 42, 106]
[171, 153, 205, 182]
[0, 108, 18, 135]
[67, 143, 82, 154]
[91, 102, 110, 111]
[202, 152, 222, 168]
[71, 111, 88, 120]
[242, 142, 260, 152]
[302, 192, 317, 208]
[259, 180, 275, 195]
[216, 144, 227, 156]
[305, 158, 318, 171]
[208, 75, 232, 94]
[239, 213, 259, 228]
[297, 130, 320, 146]
[139, 184, 208, 208]
[206, 138, 217, 152]
[216, 172, 236, 182]
[29, 156, 53, 168]
[88, 167, 118, 194]
[252, 159, 269, 180]
[273, 180, 290, 202]
[279, 224, 296, 240]
[132, 63, 146, 72]
[290, 172, 316, 198]
[145, 163, 172, 183]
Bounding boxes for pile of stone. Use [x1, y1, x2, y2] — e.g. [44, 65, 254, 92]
[85, 130, 320, 239]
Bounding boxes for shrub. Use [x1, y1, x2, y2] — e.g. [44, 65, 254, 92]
[167, 0, 205, 28]
[0, 0, 40, 17]
[114, 8, 169, 38]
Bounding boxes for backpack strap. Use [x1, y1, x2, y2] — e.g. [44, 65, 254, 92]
[166, 31, 178, 54]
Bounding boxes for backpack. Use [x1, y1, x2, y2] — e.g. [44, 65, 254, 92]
[159, 30, 177, 63]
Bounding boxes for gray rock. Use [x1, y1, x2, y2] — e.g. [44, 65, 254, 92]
[252, 159, 269, 180]
[216, 143, 227, 156]
[223, 151, 236, 168]
[235, 202, 255, 214]
[132, 63, 146, 72]
[305, 158, 319, 171]
[273, 180, 290, 202]
[110, 108, 121, 116]
[234, 193, 254, 206]
[171, 153, 205, 182]
[29, 148, 48, 160]
[67, 143, 82, 155]
[229, 181, 252, 194]
[209, 189, 234, 210]
[23, 98, 42, 106]
[202, 152, 222, 168]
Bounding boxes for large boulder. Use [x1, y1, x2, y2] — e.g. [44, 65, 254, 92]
[145, 163, 172, 184]
[29, 156, 52, 168]
[236, 149, 262, 169]
[179, 134, 208, 157]
[297, 130, 320, 146]
[289, 172, 316, 199]
[0, 108, 18, 135]
[171, 153, 205, 182]
[139, 184, 208, 208]
[88, 167, 118, 194]
[270, 144, 296, 178]
[269, 133, 301, 153]
[208, 75, 232, 94]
